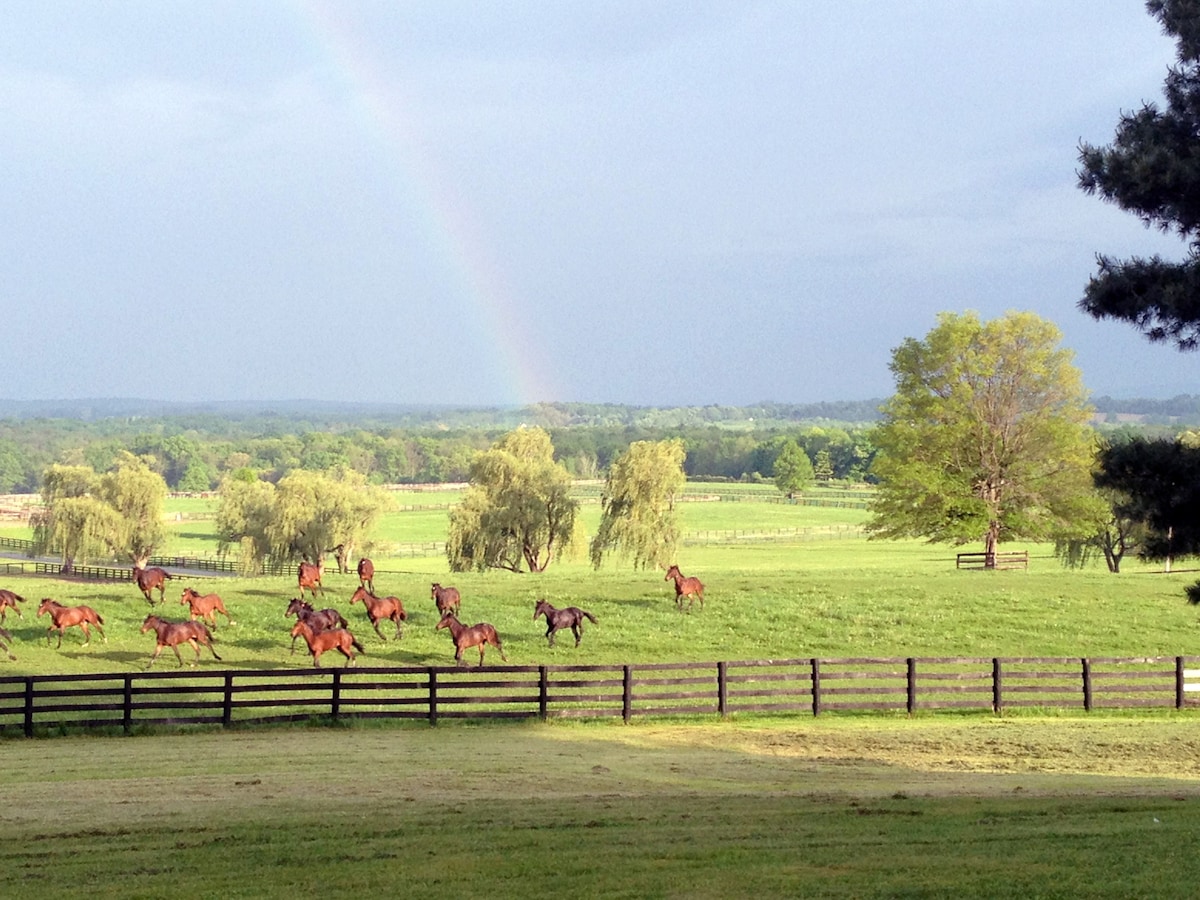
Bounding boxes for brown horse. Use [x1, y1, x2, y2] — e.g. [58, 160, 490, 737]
[141, 615, 221, 667]
[533, 599, 598, 648]
[284, 597, 348, 654]
[436, 612, 507, 667]
[431, 582, 461, 617]
[180, 587, 234, 628]
[37, 598, 105, 648]
[357, 557, 375, 594]
[132, 565, 173, 605]
[290, 619, 364, 668]
[665, 565, 705, 611]
[0, 589, 25, 622]
[349, 586, 406, 641]
[297, 561, 324, 598]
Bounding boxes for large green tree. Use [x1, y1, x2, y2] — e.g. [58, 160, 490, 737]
[1078, 0, 1200, 347]
[866, 311, 1102, 565]
[447, 427, 578, 573]
[30, 457, 167, 572]
[590, 439, 686, 570]
[215, 469, 387, 574]
[772, 439, 815, 497]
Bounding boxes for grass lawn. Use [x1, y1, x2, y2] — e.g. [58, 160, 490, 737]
[2, 717, 1200, 898]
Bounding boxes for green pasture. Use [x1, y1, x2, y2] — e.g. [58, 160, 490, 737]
[3, 719, 1200, 898]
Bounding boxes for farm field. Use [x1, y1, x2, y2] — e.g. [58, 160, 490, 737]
[2, 719, 1200, 898]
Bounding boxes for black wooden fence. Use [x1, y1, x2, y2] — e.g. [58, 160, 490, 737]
[1, 655, 1197, 736]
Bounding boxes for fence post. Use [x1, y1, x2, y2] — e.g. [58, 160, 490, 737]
[223, 673, 233, 728]
[622, 665, 633, 723]
[331, 670, 342, 721]
[992, 658, 1003, 715]
[717, 661, 728, 716]
[906, 658, 916, 715]
[23, 677, 34, 737]
[1177, 656, 1187, 710]
[428, 668, 438, 726]
[123, 675, 133, 734]
[1081, 658, 1093, 712]
[539, 665, 548, 721]
[811, 658, 821, 716]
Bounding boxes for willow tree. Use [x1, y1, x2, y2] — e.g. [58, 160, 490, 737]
[447, 427, 578, 573]
[216, 469, 387, 574]
[867, 311, 1102, 566]
[30, 458, 166, 572]
[590, 438, 686, 570]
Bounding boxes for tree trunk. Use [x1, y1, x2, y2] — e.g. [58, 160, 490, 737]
[984, 524, 1000, 570]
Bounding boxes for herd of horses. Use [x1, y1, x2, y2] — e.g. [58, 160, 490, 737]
[0, 559, 708, 669]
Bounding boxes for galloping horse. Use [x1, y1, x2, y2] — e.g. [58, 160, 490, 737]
[141, 615, 221, 667]
[0, 589, 26, 622]
[132, 565, 173, 605]
[357, 557, 375, 594]
[430, 583, 461, 617]
[436, 612, 507, 667]
[290, 619, 364, 668]
[533, 599, 598, 648]
[297, 561, 324, 598]
[664, 565, 705, 612]
[284, 597, 347, 654]
[180, 587, 234, 628]
[349, 586, 406, 641]
[37, 598, 105, 648]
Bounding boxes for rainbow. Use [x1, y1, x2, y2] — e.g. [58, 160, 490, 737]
[291, 1, 548, 406]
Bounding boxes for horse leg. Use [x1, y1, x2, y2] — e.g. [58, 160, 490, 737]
[393, 616, 403, 640]
[372, 618, 387, 642]
[546, 624, 556, 647]
[95, 621, 106, 643]
[147, 644, 164, 668]
[493, 637, 508, 663]
[79, 623, 91, 647]
[573, 623, 582, 647]
[173, 644, 185, 667]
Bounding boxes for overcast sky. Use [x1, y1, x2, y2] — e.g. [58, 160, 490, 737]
[1, 1, 1195, 407]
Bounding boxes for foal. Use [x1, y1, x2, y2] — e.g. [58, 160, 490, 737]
[664, 565, 705, 611]
[141, 615, 222, 668]
[37, 598, 105, 648]
[533, 599, 598, 648]
[349, 586, 406, 641]
[290, 619, 364, 668]
[436, 612, 507, 667]
[180, 587, 234, 628]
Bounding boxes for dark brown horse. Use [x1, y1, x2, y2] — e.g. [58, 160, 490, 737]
[357, 557, 375, 594]
[0, 589, 25, 622]
[37, 598, 105, 648]
[431, 582, 461, 617]
[533, 599, 598, 648]
[436, 612, 507, 667]
[297, 561, 324, 598]
[132, 565, 173, 605]
[284, 597, 347, 654]
[180, 587, 234, 628]
[349, 586, 406, 641]
[290, 619, 364, 668]
[665, 565, 705, 611]
[141, 615, 221, 667]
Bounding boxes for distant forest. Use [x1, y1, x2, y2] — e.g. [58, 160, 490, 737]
[0, 395, 1191, 494]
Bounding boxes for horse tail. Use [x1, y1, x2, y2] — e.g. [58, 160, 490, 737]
[95, 611, 105, 625]
[584, 611, 599, 624]
[352, 637, 365, 653]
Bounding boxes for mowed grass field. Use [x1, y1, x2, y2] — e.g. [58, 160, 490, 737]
[3, 485, 1200, 897]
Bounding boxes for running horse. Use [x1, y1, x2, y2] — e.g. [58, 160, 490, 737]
[0, 589, 25, 623]
[180, 587, 234, 628]
[356, 557, 375, 594]
[436, 612, 508, 667]
[141, 615, 222, 668]
[430, 583, 461, 617]
[349, 586, 406, 641]
[37, 598, 106, 648]
[533, 599, 598, 648]
[297, 561, 325, 598]
[664, 565, 705, 611]
[290, 619, 364, 668]
[132, 565, 173, 605]
[284, 597, 347, 654]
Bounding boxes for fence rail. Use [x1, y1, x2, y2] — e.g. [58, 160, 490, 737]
[1, 654, 1196, 736]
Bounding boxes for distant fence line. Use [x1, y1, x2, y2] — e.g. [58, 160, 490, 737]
[682, 524, 863, 545]
[1, 655, 1197, 737]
